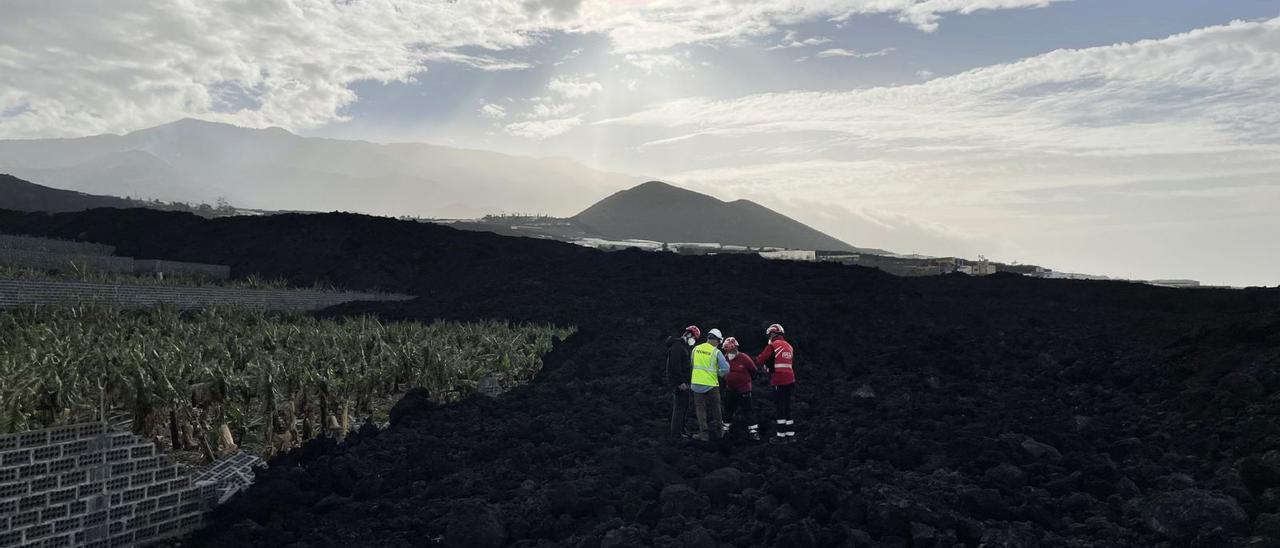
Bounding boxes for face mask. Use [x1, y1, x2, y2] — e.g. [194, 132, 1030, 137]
[686, 337, 696, 346]
[726, 352, 738, 359]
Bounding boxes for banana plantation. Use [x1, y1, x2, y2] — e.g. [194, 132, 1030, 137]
[0, 306, 572, 460]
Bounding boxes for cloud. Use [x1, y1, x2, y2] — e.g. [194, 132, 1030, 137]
[605, 18, 1280, 156]
[916, 69, 935, 79]
[504, 115, 583, 139]
[893, 0, 1064, 33]
[615, 17, 1280, 285]
[766, 32, 833, 50]
[548, 76, 604, 98]
[479, 104, 507, 120]
[421, 51, 533, 71]
[623, 52, 689, 74]
[814, 47, 895, 59]
[529, 102, 576, 119]
[580, 0, 1068, 53]
[0, 0, 1066, 137]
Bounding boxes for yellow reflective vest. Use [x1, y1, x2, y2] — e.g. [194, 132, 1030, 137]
[690, 342, 720, 387]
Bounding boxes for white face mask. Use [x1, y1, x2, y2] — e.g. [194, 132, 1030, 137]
[686, 337, 696, 346]
[726, 352, 738, 359]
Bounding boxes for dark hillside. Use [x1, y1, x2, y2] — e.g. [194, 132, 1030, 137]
[1, 207, 1277, 547]
[0, 173, 137, 212]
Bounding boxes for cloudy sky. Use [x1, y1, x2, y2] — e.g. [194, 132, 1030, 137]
[2, 1, 1278, 286]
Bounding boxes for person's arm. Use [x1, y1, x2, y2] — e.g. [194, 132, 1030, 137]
[741, 354, 758, 376]
[658, 338, 673, 384]
[755, 343, 775, 374]
[716, 349, 730, 377]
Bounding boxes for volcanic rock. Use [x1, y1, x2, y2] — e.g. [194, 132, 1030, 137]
[1021, 438, 1062, 461]
[445, 500, 506, 548]
[851, 385, 877, 408]
[700, 467, 743, 503]
[1141, 489, 1247, 543]
[388, 387, 436, 426]
[1254, 513, 1280, 539]
[984, 463, 1027, 492]
[1240, 450, 1280, 491]
[1217, 372, 1265, 401]
[660, 485, 702, 518]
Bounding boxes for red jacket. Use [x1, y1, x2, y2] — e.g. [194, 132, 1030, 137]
[724, 352, 757, 393]
[756, 336, 795, 386]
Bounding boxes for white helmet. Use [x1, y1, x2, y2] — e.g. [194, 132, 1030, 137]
[765, 323, 785, 336]
[707, 328, 723, 341]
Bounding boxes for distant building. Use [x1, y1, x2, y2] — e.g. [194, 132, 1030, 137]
[816, 250, 860, 262]
[1149, 279, 1202, 288]
[973, 256, 997, 276]
[573, 238, 664, 251]
[759, 250, 817, 262]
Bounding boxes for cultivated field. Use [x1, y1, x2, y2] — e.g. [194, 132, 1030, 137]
[0, 306, 571, 460]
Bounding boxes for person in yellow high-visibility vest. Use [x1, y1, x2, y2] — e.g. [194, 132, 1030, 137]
[689, 328, 731, 441]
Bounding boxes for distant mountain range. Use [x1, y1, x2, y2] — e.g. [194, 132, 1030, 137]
[0, 118, 869, 252]
[572, 181, 871, 252]
[0, 119, 639, 218]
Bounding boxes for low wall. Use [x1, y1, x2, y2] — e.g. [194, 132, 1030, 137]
[0, 249, 136, 274]
[0, 423, 209, 547]
[0, 280, 414, 311]
[0, 235, 114, 257]
[132, 260, 230, 281]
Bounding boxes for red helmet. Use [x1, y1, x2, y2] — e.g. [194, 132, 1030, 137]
[765, 323, 785, 337]
[722, 337, 739, 352]
[684, 325, 701, 339]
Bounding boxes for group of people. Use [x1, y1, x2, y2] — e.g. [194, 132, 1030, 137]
[660, 322, 796, 444]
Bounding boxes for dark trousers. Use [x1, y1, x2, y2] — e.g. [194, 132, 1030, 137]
[669, 386, 690, 436]
[692, 387, 723, 439]
[772, 384, 795, 438]
[723, 390, 756, 433]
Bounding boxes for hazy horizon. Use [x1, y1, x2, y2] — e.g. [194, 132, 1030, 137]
[2, 1, 1278, 286]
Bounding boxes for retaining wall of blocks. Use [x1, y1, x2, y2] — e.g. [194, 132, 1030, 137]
[0, 236, 115, 257]
[0, 280, 414, 311]
[0, 250, 136, 275]
[0, 423, 212, 548]
[131, 261, 230, 281]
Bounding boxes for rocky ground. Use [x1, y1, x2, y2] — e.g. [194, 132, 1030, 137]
[2, 208, 1279, 547]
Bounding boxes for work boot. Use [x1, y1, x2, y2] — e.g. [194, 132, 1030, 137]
[749, 431, 761, 442]
[770, 434, 787, 445]
[694, 432, 709, 442]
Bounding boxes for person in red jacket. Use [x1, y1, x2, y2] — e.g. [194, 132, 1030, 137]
[720, 337, 760, 441]
[756, 323, 796, 443]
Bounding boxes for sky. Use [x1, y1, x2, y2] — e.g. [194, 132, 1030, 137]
[1, 0, 1279, 286]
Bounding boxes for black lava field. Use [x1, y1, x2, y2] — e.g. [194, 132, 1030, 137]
[3, 208, 1279, 548]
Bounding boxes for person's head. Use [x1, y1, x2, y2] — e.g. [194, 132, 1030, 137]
[722, 337, 739, 357]
[765, 323, 785, 341]
[680, 325, 701, 345]
[682, 325, 701, 346]
[707, 328, 724, 347]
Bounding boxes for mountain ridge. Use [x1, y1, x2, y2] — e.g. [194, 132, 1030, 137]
[572, 181, 876, 252]
[0, 119, 641, 218]
[0, 173, 141, 212]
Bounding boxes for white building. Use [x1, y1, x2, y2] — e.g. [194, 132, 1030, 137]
[759, 250, 817, 262]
